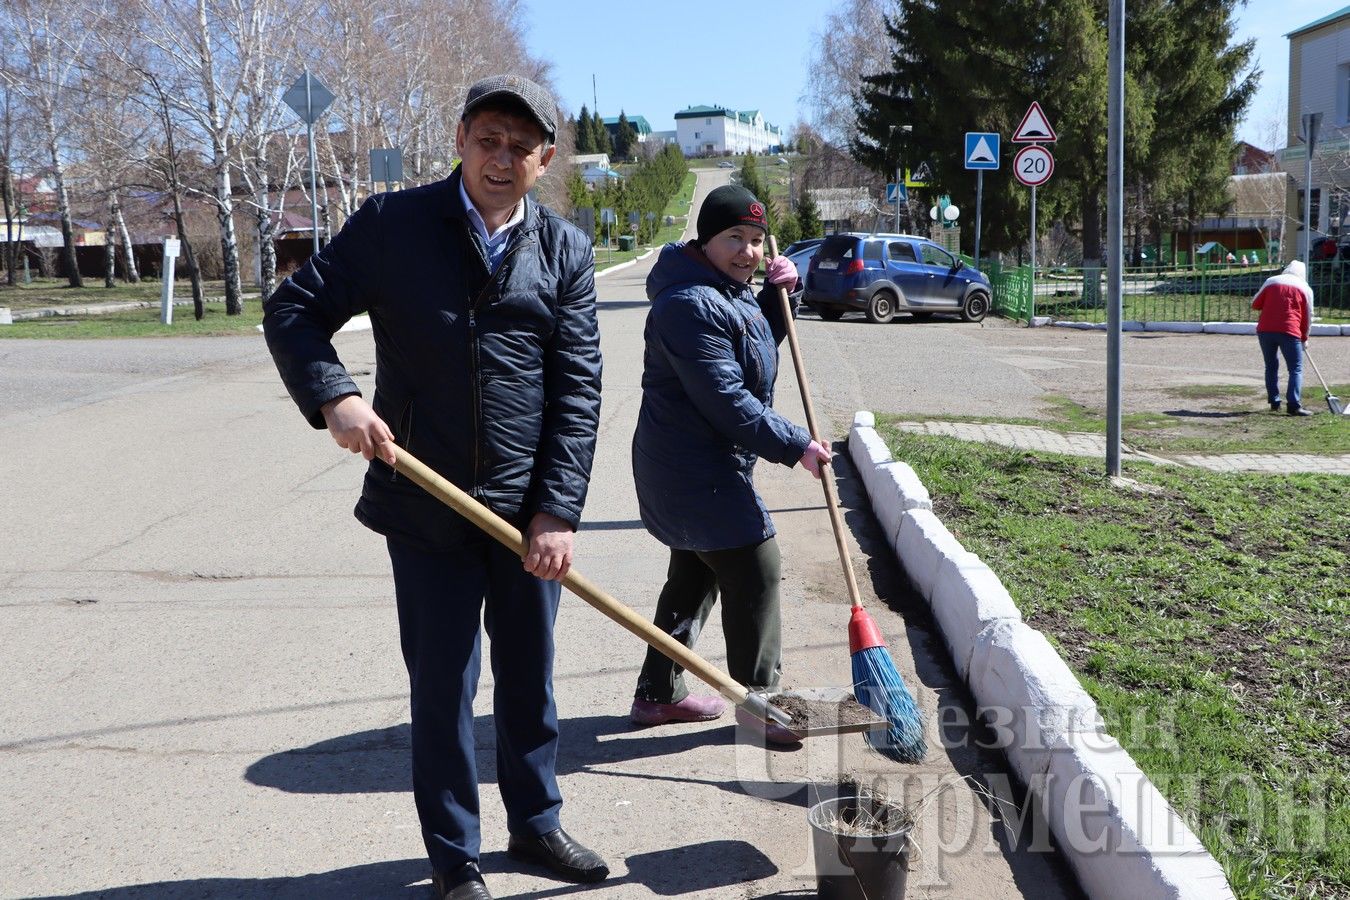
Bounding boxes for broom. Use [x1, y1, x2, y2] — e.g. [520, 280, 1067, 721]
[767, 237, 926, 763]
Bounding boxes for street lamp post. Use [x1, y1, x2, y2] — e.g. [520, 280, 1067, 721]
[890, 124, 913, 233]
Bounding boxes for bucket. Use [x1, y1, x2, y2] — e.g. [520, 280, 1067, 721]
[807, 795, 912, 900]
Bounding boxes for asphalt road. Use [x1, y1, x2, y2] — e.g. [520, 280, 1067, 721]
[29, 168, 1347, 898]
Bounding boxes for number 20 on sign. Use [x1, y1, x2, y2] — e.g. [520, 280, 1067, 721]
[1013, 145, 1054, 187]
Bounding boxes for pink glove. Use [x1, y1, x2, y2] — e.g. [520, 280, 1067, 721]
[765, 254, 799, 286]
[799, 439, 832, 479]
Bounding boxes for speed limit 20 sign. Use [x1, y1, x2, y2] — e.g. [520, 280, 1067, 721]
[1013, 145, 1054, 187]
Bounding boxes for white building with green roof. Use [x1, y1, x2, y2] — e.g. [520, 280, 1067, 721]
[673, 105, 782, 156]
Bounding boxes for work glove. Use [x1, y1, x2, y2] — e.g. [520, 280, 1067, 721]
[800, 439, 832, 479]
[765, 254, 799, 287]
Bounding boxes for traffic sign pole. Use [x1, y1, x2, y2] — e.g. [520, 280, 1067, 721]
[975, 170, 983, 271]
[1030, 185, 1036, 321]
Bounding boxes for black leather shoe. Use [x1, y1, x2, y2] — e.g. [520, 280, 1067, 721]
[507, 827, 609, 883]
[1289, 406, 1314, 416]
[432, 865, 492, 900]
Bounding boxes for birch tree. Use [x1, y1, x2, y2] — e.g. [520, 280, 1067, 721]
[1, 0, 99, 287]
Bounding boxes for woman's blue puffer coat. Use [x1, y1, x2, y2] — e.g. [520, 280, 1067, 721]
[632, 242, 811, 552]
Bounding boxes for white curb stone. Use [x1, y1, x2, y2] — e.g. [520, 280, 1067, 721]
[929, 554, 1022, 680]
[1122, 321, 1145, 331]
[1043, 736, 1235, 899]
[1201, 322, 1255, 335]
[895, 509, 974, 600]
[849, 409, 1235, 898]
[1310, 322, 1342, 337]
[1343, 324, 1350, 336]
[0, 307, 11, 325]
[848, 426, 895, 497]
[967, 619, 1102, 783]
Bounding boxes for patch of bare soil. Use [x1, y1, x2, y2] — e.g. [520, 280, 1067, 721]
[769, 692, 879, 732]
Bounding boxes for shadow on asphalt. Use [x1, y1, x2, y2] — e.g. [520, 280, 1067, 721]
[486, 839, 777, 898]
[828, 446, 1088, 900]
[31, 858, 428, 899]
[246, 714, 749, 795]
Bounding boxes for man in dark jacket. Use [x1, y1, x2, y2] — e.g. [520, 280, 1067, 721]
[263, 75, 605, 900]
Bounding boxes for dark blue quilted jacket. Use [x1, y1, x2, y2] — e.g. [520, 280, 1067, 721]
[264, 169, 602, 551]
[632, 242, 810, 551]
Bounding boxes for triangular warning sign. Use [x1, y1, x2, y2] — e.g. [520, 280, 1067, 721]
[1012, 101, 1057, 143]
[969, 136, 996, 163]
[908, 161, 932, 185]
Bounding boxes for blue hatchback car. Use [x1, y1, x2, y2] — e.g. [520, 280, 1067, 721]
[804, 232, 992, 323]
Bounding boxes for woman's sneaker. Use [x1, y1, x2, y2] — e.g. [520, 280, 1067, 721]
[629, 694, 728, 725]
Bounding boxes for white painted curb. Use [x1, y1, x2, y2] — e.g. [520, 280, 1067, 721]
[1040, 319, 1349, 337]
[848, 415, 1234, 899]
[595, 247, 654, 278]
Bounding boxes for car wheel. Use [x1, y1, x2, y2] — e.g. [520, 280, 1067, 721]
[817, 307, 844, 321]
[961, 291, 989, 323]
[866, 290, 896, 324]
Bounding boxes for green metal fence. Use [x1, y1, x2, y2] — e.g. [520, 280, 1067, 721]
[985, 259, 1350, 324]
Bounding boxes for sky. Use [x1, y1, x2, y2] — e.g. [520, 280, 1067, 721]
[521, 0, 1342, 153]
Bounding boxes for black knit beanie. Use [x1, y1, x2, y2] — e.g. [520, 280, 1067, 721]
[695, 185, 768, 245]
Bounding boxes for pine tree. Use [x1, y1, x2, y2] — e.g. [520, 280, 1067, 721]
[853, 0, 1256, 260]
[576, 104, 595, 154]
[796, 189, 823, 239]
[614, 110, 639, 160]
[593, 111, 612, 155]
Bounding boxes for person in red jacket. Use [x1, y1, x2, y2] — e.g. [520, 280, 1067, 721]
[1252, 259, 1315, 415]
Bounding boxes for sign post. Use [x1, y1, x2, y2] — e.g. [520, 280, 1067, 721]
[283, 70, 335, 258]
[1012, 103, 1058, 321]
[964, 132, 1000, 270]
[160, 237, 181, 325]
[369, 148, 404, 192]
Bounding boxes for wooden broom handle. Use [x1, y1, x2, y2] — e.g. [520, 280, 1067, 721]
[391, 445, 754, 707]
[767, 236, 865, 611]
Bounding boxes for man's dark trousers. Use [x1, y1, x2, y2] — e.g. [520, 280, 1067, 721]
[387, 533, 564, 879]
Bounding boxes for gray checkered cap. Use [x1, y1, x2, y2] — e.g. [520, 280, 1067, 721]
[461, 74, 557, 141]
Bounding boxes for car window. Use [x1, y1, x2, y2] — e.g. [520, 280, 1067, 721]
[888, 242, 917, 263]
[863, 241, 884, 262]
[817, 236, 857, 260]
[921, 244, 956, 268]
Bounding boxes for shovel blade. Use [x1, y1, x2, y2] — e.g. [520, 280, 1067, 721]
[1330, 395, 1347, 415]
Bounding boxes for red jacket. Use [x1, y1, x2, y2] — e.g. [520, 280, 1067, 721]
[1252, 275, 1312, 341]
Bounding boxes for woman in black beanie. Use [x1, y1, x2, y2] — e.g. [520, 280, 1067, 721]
[628, 184, 830, 746]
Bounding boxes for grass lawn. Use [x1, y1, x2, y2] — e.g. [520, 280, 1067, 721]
[875, 426, 1349, 899]
[0, 301, 263, 338]
[593, 170, 696, 269]
[1033, 292, 1350, 325]
[0, 277, 236, 310]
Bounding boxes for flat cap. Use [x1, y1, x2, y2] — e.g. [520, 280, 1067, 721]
[461, 74, 557, 140]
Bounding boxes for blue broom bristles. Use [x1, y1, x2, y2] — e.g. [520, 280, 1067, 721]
[852, 645, 926, 763]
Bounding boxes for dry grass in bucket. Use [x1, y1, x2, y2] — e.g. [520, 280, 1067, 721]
[821, 776, 1018, 843]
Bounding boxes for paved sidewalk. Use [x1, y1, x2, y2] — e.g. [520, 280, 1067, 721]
[894, 420, 1350, 475]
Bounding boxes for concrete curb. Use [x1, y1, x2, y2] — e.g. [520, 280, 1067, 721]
[595, 247, 655, 278]
[847, 410, 1234, 900]
[1040, 319, 1349, 337]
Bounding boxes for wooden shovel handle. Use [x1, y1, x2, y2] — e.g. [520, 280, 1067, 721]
[390, 445, 753, 707]
[767, 236, 865, 610]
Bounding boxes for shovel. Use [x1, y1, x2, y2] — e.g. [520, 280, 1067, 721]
[389, 445, 798, 729]
[1305, 346, 1347, 415]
